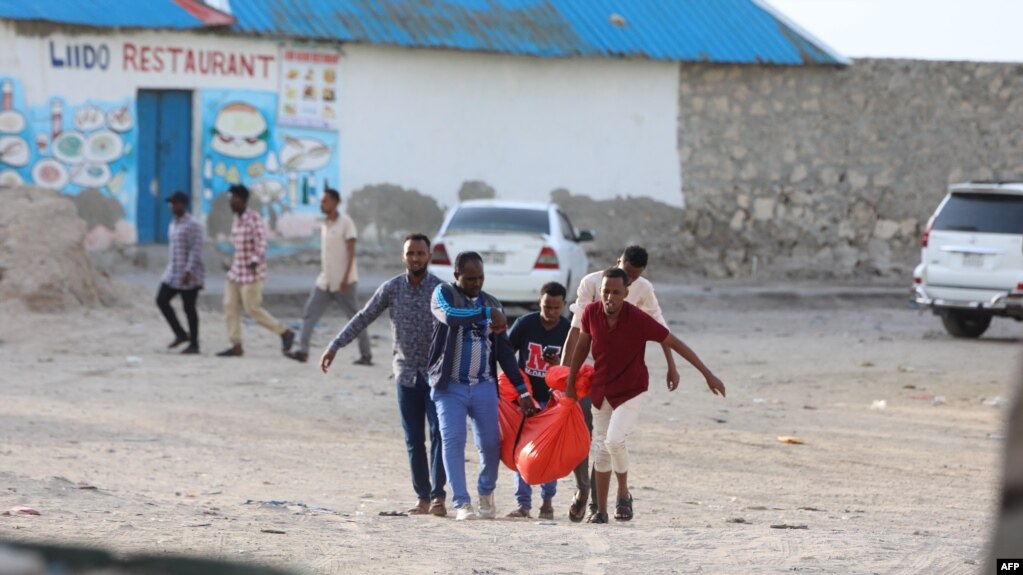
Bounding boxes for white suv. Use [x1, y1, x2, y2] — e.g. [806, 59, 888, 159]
[913, 181, 1023, 338]
[429, 200, 594, 307]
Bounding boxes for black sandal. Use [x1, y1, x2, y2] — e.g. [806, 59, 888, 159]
[568, 491, 588, 523]
[614, 493, 633, 521]
[587, 511, 609, 524]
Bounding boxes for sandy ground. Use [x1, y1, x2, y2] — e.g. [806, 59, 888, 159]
[0, 279, 1019, 574]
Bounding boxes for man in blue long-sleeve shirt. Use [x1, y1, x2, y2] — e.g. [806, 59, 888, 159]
[320, 233, 448, 517]
[428, 251, 536, 521]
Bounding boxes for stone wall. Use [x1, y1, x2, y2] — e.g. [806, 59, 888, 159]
[676, 58, 1023, 280]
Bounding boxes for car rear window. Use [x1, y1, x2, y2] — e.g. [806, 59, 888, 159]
[933, 193, 1023, 235]
[445, 207, 550, 234]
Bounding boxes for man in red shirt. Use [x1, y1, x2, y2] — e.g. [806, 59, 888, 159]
[566, 267, 726, 523]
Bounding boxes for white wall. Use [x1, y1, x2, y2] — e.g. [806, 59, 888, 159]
[338, 44, 683, 208]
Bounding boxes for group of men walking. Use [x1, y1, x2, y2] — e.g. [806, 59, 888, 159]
[155, 185, 371, 366]
[158, 187, 726, 522]
[319, 238, 725, 522]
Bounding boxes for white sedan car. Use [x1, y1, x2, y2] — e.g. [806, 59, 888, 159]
[429, 200, 594, 307]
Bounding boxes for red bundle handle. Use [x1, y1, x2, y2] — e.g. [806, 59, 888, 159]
[498, 369, 533, 404]
[544, 364, 594, 399]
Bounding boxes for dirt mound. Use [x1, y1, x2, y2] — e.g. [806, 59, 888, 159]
[0, 186, 121, 311]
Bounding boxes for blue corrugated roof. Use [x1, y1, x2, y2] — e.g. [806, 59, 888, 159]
[0, 0, 233, 29]
[228, 0, 846, 65]
[0, 0, 846, 65]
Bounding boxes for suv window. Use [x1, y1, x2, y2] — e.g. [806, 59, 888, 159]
[446, 207, 550, 234]
[934, 193, 1023, 235]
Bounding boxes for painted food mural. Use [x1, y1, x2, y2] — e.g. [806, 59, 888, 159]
[0, 78, 342, 248]
[0, 76, 137, 245]
[201, 89, 339, 244]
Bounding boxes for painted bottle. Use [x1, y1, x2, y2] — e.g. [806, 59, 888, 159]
[50, 100, 63, 139]
[287, 172, 298, 205]
[1, 80, 11, 112]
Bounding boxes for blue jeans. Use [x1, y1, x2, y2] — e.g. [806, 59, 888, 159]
[514, 474, 557, 509]
[512, 399, 557, 509]
[431, 380, 501, 507]
[398, 373, 446, 501]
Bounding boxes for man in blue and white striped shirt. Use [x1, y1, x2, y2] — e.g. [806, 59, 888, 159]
[428, 251, 536, 521]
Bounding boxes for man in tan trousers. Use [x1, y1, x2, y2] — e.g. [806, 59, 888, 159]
[216, 184, 294, 357]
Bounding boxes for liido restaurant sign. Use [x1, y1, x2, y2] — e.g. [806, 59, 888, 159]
[48, 38, 277, 81]
[276, 46, 341, 131]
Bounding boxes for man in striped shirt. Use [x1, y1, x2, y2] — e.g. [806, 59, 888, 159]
[428, 251, 536, 521]
[156, 191, 205, 355]
[216, 184, 295, 357]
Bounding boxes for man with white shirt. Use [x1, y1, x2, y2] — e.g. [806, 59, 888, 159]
[560, 245, 677, 522]
[286, 188, 372, 364]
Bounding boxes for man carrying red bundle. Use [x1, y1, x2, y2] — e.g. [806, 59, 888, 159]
[504, 281, 571, 520]
[565, 267, 726, 524]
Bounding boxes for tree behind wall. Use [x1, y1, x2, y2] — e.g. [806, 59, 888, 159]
[347, 184, 444, 256]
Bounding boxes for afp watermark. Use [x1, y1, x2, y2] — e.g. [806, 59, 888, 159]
[999, 559, 1023, 571]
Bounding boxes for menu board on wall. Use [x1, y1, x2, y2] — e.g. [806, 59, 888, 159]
[278, 46, 340, 130]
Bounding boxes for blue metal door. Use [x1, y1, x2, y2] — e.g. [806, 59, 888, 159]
[136, 90, 192, 243]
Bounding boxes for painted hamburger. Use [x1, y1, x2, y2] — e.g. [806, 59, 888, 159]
[211, 102, 269, 159]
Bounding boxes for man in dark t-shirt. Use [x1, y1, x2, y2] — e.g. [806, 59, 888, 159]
[505, 281, 571, 519]
[566, 267, 726, 524]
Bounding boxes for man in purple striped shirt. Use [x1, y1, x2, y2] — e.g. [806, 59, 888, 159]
[157, 191, 205, 355]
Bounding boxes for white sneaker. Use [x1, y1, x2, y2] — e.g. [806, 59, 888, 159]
[477, 493, 496, 519]
[454, 503, 476, 521]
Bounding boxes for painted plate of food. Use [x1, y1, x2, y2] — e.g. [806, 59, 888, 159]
[0, 136, 30, 167]
[70, 162, 112, 188]
[280, 136, 331, 171]
[85, 130, 124, 163]
[74, 105, 106, 132]
[32, 158, 69, 190]
[0, 110, 26, 134]
[0, 169, 24, 186]
[106, 104, 134, 132]
[52, 131, 87, 164]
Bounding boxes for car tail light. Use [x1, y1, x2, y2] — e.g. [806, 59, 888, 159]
[1016, 282, 1023, 292]
[921, 215, 935, 248]
[534, 246, 559, 270]
[431, 243, 451, 266]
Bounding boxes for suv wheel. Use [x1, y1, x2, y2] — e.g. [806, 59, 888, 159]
[940, 310, 993, 339]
